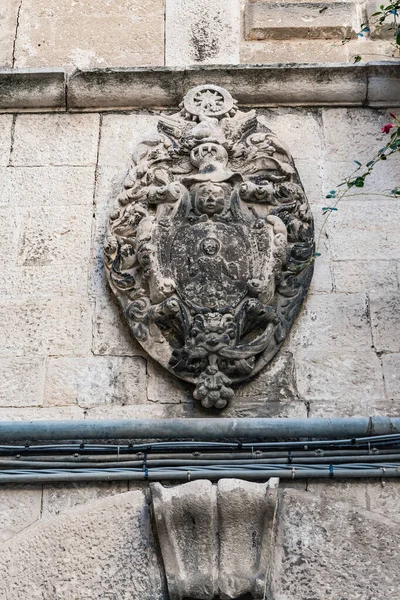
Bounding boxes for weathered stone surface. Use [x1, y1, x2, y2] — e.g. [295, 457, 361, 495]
[288, 292, 372, 351]
[309, 397, 400, 417]
[151, 478, 278, 600]
[0, 165, 95, 207]
[0, 491, 165, 600]
[0, 357, 45, 407]
[211, 352, 307, 418]
[322, 157, 399, 201]
[11, 113, 100, 166]
[272, 487, 400, 599]
[45, 356, 147, 407]
[368, 62, 400, 107]
[104, 85, 314, 409]
[333, 259, 398, 293]
[382, 353, 400, 398]
[309, 257, 333, 293]
[0, 406, 85, 420]
[0, 114, 12, 166]
[295, 350, 385, 401]
[0, 264, 88, 298]
[147, 358, 192, 404]
[92, 289, 146, 357]
[245, 0, 357, 40]
[0, 68, 66, 111]
[18, 205, 92, 268]
[42, 482, 128, 518]
[294, 159, 324, 205]
[85, 402, 191, 420]
[326, 201, 400, 261]
[322, 107, 392, 161]
[67, 64, 370, 111]
[240, 40, 349, 64]
[98, 114, 160, 168]
[0, 297, 92, 356]
[14, 0, 164, 70]
[370, 291, 400, 352]
[0, 2, 20, 67]
[0, 486, 42, 543]
[367, 480, 400, 525]
[166, 0, 239, 66]
[258, 110, 323, 161]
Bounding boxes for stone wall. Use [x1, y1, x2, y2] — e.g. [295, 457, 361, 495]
[0, 0, 398, 71]
[1, 106, 398, 422]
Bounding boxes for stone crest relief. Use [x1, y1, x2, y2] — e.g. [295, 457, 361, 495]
[104, 85, 314, 409]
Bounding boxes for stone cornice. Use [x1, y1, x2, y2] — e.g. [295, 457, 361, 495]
[0, 62, 398, 112]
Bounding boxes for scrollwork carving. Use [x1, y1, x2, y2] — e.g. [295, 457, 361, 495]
[104, 84, 314, 409]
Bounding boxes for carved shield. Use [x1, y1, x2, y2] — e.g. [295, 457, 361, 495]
[104, 85, 314, 409]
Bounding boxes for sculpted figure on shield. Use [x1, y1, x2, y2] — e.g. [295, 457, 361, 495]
[104, 85, 314, 409]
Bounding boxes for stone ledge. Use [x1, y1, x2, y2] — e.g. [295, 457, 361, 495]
[0, 62, 398, 112]
[0, 68, 66, 112]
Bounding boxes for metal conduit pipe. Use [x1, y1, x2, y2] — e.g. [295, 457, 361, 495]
[0, 464, 399, 484]
[1, 416, 400, 442]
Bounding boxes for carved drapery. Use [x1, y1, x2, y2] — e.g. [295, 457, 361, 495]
[104, 85, 314, 408]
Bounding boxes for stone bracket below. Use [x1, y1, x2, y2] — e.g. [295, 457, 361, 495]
[150, 477, 279, 600]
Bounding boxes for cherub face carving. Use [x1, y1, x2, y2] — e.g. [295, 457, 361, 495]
[194, 182, 226, 216]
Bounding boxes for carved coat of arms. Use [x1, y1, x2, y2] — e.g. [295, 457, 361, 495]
[104, 85, 314, 409]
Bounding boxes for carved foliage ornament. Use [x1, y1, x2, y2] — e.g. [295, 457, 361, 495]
[104, 85, 314, 409]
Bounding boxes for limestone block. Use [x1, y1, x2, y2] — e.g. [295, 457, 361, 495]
[326, 201, 400, 261]
[309, 397, 400, 417]
[288, 292, 372, 351]
[245, 0, 358, 40]
[42, 482, 128, 518]
[0, 486, 42, 543]
[295, 350, 385, 402]
[0, 165, 95, 207]
[92, 288, 146, 357]
[307, 480, 368, 509]
[18, 205, 92, 268]
[0, 297, 92, 356]
[147, 358, 192, 404]
[151, 478, 278, 599]
[309, 257, 333, 293]
[11, 113, 100, 166]
[0, 114, 12, 166]
[0, 491, 165, 600]
[165, 0, 240, 66]
[367, 481, 400, 525]
[240, 39, 348, 64]
[272, 488, 400, 599]
[0, 406, 85, 420]
[86, 403, 192, 420]
[0, 357, 45, 407]
[14, 0, 164, 70]
[346, 39, 399, 62]
[0, 1, 20, 67]
[294, 159, 324, 205]
[258, 109, 323, 160]
[0, 69, 66, 112]
[98, 113, 160, 168]
[382, 353, 400, 398]
[45, 356, 147, 408]
[370, 292, 400, 352]
[213, 352, 307, 419]
[322, 107, 392, 161]
[368, 62, 400, 107]
[323, 157, 399, 200]
[333, 260, 398, 293]
[0, 264, 88, 298]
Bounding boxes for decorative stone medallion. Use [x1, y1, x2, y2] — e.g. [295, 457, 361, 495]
[104, 85, 314, 409]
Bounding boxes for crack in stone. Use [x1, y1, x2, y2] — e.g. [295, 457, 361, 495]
[11, 0, 23, 69]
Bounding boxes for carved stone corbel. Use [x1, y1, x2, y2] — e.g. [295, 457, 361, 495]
[150, 478, 279, 600]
